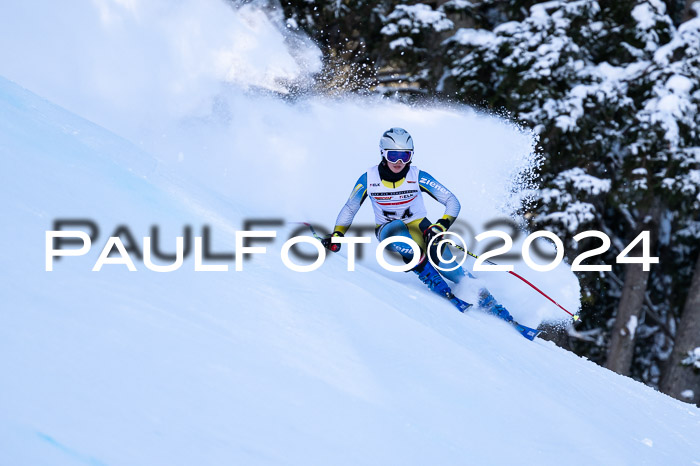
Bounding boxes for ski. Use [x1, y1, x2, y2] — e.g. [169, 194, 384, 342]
[510, 320, 542, 341]
[448, 294, 473, 313]
[479, 300, 542, 341]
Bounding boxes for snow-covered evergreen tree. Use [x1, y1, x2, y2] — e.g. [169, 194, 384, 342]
[379, 3, 454, 90]
[277, 0, 700, 402]
[441, 0, 700, 394]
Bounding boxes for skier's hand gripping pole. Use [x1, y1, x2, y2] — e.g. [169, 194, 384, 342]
[291, 222, 343, 253]
[321, 231, 344, 253]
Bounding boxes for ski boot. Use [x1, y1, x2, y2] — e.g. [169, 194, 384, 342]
[478, 288, 514, 322]
[414, 261, 473, 312]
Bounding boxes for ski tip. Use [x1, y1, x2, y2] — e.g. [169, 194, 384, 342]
[446, 293, 473, 313]
[449, 298, 473, 313]
[512, 321, 542, 341]
[521, 328, 541, 341]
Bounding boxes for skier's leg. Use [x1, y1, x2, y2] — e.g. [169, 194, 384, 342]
[412, 259, 472, 312]
[376, 219, 423, 263]
[408, 218, 466, 283]
[431, 245, 467, 284]
[478, 288, 514, 322]
[377, 220, 472, 311]
[377, 220, 450, 295]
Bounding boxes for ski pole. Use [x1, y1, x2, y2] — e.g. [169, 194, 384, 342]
[294, 222, 579, 321]
[292, 222, 325, 242]
[449, 243, 579, 321]
[292, 222, 342, 252]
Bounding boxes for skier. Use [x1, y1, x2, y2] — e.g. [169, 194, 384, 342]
[322, 127, 514, 320]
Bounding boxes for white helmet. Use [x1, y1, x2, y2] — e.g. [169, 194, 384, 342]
[379, 127, 414, 152]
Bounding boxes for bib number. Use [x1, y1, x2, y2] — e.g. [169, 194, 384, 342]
[383, 207, 413, 221]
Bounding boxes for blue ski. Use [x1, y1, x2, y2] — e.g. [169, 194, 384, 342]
[446, 291, 540, 340]
[510, 321, 541, 341]
[448, 293, 473, 313]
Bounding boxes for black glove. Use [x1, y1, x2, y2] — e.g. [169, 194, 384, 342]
[321, 231, 344, 252]
[423, 218, 450, 247]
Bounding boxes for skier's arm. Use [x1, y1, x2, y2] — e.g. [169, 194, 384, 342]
[418, 170, 460, 227]
[333, 173, 368, 234]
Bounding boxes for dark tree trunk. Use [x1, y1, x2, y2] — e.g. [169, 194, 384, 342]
[682, 0, 697, 22]
[605, 263, 650, 375]
[660, 252, 700, 405]
[663, 0, 698, 24]
[605, 202, 661, 376]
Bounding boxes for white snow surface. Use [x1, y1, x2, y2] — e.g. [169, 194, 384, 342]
[1, 1, 700, 465]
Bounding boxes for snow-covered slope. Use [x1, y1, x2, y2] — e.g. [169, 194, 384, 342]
[1, 1, 699, 464]
[2, 74, 700, 466]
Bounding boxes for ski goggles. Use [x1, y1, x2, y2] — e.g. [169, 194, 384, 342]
[382, 149, 413, 164]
